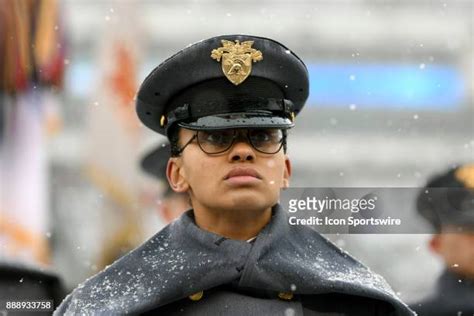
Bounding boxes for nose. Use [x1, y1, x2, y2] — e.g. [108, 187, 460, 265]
[228, 135, 256, 162]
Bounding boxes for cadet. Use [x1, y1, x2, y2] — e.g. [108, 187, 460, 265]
[140, 142, 189, 223]
[55, 35, 413, 315]
[411, 164, 474, 316]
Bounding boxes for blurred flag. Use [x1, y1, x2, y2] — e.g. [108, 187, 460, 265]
[0, 93, 50, 265]
[0, 0, 66, 266]
[0, 0, 33, 93]
[83, 2, 145, 268]
[34, 0, 66, 88]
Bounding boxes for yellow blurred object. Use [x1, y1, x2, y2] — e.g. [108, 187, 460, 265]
[188, 291, 204, 301]
[34, 0, 58, 69]
[455, 164, 474, 189]
[84, 164, 144, 269]
[278, 292, 294, 301]
[84, 164, 136, 210]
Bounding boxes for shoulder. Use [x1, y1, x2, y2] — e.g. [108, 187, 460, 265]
[275, 209, 368, 268]
[257, 207, 414, 315]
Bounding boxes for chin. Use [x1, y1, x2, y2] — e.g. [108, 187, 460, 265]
[221, 191, 276, 212]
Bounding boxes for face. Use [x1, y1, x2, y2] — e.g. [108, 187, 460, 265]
[430, 230, 474, 279]
[167, 128, 291, 214]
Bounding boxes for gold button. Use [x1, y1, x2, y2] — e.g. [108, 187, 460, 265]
[278, 292, 293, 301]
[188, 291, 204, 301]
[160, 115, 166, 127]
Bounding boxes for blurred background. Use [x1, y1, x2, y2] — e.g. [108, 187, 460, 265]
[0, 0, 472, 305]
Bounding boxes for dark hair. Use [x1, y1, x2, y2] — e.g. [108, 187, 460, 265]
[168, 126, 181, 157]
[416, 165, 467, 232]
[168, 127, 288, 157]
[282, 129, 288, 153]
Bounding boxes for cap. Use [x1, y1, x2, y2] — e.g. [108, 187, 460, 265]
[140, 142, 170, 181]
[136, 35, 309, 136]
[417, 163, 474, 232]
[140, 142, 178, 197]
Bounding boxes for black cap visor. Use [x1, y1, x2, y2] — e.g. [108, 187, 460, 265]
[177, 112, 294, 131]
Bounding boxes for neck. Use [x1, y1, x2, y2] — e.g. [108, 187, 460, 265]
[192, 204, 273, 240]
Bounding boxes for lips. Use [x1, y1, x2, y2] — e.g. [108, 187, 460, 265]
[224, 167, 261, 180]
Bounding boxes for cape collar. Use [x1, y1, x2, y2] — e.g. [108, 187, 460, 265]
[56, 204, 413, 315]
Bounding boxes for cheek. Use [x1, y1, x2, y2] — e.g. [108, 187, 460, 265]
[459, 237, 474, 256]
[441, 236, 460, 252]
[266, 160, 276, 168]
[183, 156, 218, 186]
[263, 157, 286, 186]
[441, 236, 473, 261]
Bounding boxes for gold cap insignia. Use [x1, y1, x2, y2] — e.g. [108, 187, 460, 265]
[455, 164, 474, 188]
[211, 40, 263, 86]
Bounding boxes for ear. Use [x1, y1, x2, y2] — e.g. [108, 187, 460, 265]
[167, 158, 189, 193]
[429, 235, 442, 254]
[282, 156, 292, 189]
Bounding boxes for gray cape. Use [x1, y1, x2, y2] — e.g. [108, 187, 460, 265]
[55, 205, 413, 315]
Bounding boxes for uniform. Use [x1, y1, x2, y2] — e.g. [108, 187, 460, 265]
[411, 164, 474, 316]
[56, 35, 413, 315]
[55, 205, 411, 315]
[412, 270, 474, 316]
